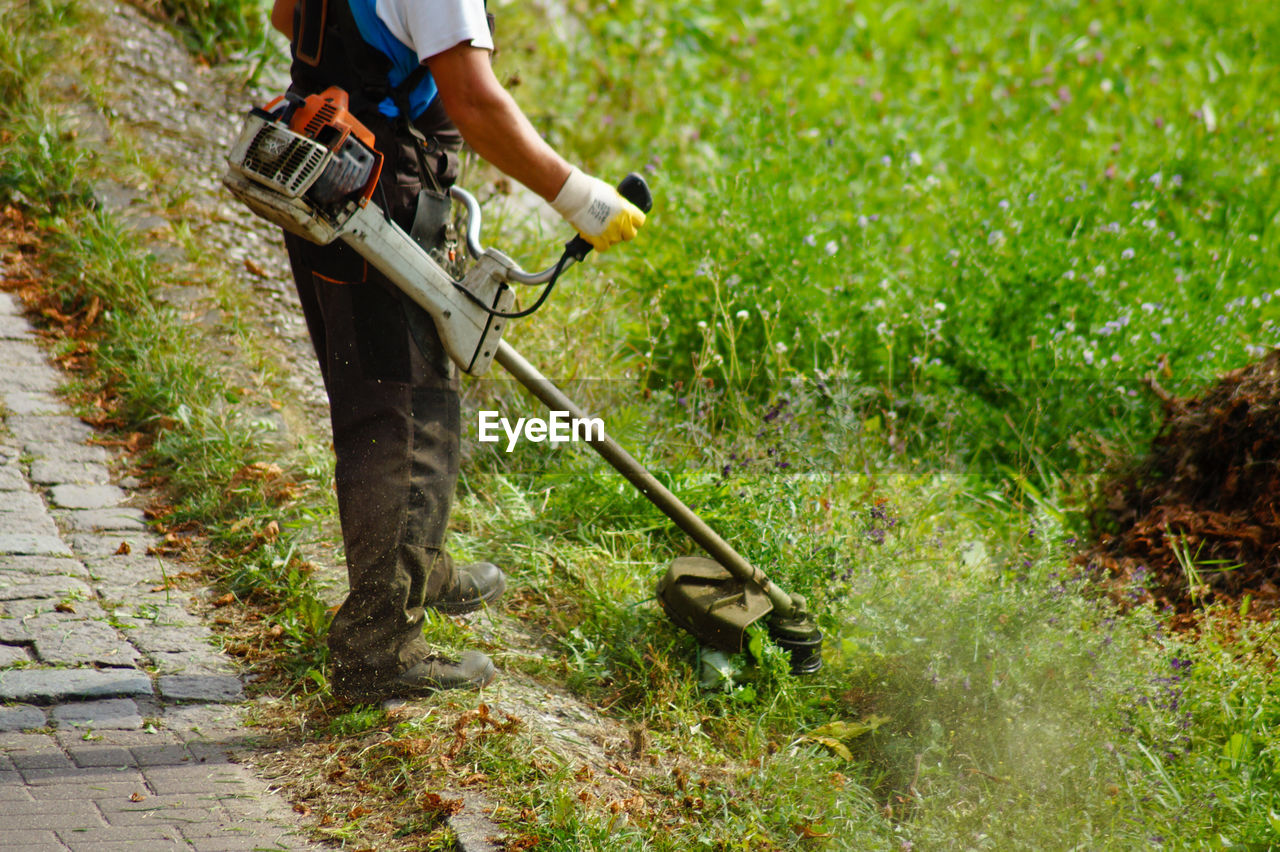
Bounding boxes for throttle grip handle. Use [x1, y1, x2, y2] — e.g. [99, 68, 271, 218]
[566, 173, 653, 262]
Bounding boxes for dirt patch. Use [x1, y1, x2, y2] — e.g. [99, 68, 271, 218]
[1084, 351, 1280, 622]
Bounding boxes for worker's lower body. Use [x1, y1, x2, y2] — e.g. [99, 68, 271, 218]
[282, 106, 504, 700]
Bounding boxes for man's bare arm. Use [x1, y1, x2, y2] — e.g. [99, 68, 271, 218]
[270, 0, 296, 38]
[427, 43, 572, 202]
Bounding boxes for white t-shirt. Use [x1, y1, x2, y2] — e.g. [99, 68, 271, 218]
[375, 0, 494, 63]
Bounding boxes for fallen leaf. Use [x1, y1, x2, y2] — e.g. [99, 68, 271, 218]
[115, 541, 132, 555]
[809, 716, 889, 742]
[129, 792, 146, 802]
[418, 792, 463, 817]
[212, 593, 235, 607]
[806, 735, 853, 761]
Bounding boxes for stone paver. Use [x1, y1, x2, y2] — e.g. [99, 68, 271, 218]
[0, 668, 153, 702]
[28, 459, 111, 486]
[67, 532, 159, 559]
[2, 391, 63, 416]
[0, 313, 31, 340]
[48, 484, 127, 511]
[0, 555, 89, 577]
[57, 507, 149, 533]
[0, 704, 46, 733]
[0, 645, 32, 666]
[0, 534, 73, 557]
[33, 621, 141, 667]
[0, 512, 60, 539]
[6, 414, 96, 453]
[127, 624, 216, 654]
[0, 574, 94, 602]
[157, 675, 245, 704]
[50, 699, 144, 731]
[149, 650, 237, 675]
[0, 466, 27, 490]
[0, 468, 33, 493]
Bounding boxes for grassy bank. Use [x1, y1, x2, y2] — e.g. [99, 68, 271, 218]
[3, 0, 1277, 848]
[498, 0, 1280, 477]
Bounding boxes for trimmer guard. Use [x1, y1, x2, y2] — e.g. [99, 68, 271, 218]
[657, 556, 773, 654]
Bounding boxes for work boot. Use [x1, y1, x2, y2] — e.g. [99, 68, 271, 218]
[431, 562, 506, 615]
[394, 650, 497, 692]
[335, 650, 497, 702]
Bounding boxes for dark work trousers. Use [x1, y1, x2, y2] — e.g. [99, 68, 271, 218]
[283, 106, 465, 691]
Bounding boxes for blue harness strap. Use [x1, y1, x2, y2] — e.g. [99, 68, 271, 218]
[345, 0, 438, 119]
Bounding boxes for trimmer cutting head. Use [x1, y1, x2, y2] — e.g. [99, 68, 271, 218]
[657, 556, 823, 675]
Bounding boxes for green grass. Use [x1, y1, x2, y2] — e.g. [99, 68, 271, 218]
[447, 458, 1275, 849]
[497, 0, 1280, 478]
[139, 0, 269, 60]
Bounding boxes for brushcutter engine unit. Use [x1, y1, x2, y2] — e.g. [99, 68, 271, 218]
[222, 87, 516, 377]
[224, 88, 383, 244]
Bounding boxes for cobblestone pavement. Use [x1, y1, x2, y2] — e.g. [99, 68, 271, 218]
[0, 290, 321, 850]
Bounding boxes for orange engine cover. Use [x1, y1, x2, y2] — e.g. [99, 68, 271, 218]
[288, 86, 377, 150]
[284, 87, 382, 204]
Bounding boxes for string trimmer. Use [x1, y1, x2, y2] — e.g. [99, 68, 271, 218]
[222, 87, 823, 674]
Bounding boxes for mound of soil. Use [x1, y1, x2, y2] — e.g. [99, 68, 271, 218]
[1085, 351, 1280, 621]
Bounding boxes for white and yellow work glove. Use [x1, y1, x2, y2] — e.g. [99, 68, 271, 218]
[550, 167, 647, 252]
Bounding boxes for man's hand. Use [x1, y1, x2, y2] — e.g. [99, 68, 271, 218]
[550, 167, 646, 252]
